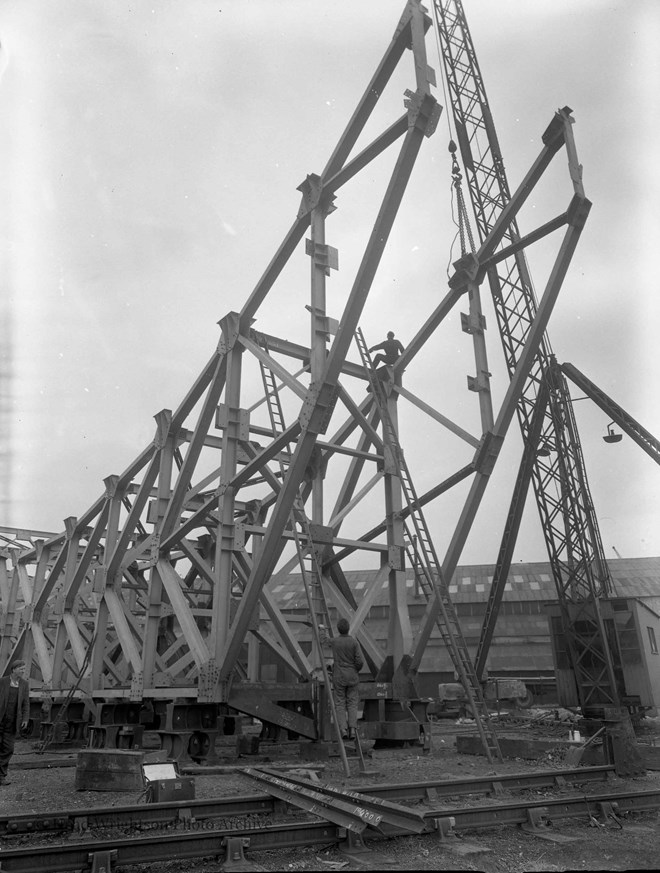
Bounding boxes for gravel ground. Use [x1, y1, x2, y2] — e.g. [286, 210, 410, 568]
[2, 719, 660, 871]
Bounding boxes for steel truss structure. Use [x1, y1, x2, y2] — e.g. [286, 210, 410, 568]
[0, 0, 606, 752]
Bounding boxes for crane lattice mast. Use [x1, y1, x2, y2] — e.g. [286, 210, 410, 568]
[432, 0, 626, 719]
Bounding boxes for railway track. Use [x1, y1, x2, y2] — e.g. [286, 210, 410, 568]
[1, 785, 660, 872]
[0, 764, 613, 836]
[1, 765, 658, 871]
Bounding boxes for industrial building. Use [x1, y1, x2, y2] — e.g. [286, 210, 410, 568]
[268, 556, 660, 703]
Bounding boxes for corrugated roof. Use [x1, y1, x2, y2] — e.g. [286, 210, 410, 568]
[271, 556, 660, 611]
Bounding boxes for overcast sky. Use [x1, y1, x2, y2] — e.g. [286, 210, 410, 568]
[1, 0, 658, 567]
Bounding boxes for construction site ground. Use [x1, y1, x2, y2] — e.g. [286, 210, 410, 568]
[2, 711, 660, 872]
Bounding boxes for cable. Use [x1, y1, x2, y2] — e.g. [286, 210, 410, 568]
[36, 628, 98, 755]
[429, 0, 456, 145]
[430, 1, 478, 278]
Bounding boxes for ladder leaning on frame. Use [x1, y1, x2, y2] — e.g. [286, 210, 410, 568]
[355, 327, 502, 763]
[257, 334, 352, 774]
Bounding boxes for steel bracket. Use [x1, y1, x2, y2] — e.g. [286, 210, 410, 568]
[425, 785, 438, 802]
[306, 304, 339, 337]
[566, 193, 591, 229]
[147, 497, 168, 525]
[73, 815, 88, 835]
[89, 850, 117, 873]
[216, 404, 250, 441]
[215, 480, 229, 497]
[222, 836, 252, 871]
[231, 521, 245, 550]
[299, 382, 338, 435]
[541, 106, 571, 152]
[431, 815, 456, 840]
[388, 545, 405, 571]
[149, 534, 161, 567]
[461, 311, 487, 335]
[92, 565, 104, 593]
[217, 311, 241, 354]
[449, 252, 480, 290]
[337, 827, 372, 859]
[521, 806, 552, 833]
[52, 593, 65, 618]
[383, 445, 398, 475]
[473, 431, 503, 476]
[308, 522, 334, 545]
[596, 801, 622, 827]
[103, 476, 120, 500]
[467, 370, 491, 393]
[297, 172, 336, 218]
[129, 671, 144, 702]
[403, 89, 441, 137]
[153, 409, 173, 449]
[198, 659, 220, 702]
[306, 239, 339, 276]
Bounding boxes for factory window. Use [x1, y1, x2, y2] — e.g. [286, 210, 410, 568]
[648, 626, 658, 655]
[550, 615, 571, 669]
[613, 612, 641, 665]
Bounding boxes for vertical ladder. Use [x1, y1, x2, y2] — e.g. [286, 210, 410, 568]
[355, 327, 502, 762]
[257, 335, 353, 772]
[256, 335, 333, 637]
[404, 530, 424, 599]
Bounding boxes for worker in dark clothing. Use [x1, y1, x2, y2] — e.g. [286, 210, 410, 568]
[0, 660, 30, 785]
[319, 618, 364, 740]
[369, 331, 404, 369]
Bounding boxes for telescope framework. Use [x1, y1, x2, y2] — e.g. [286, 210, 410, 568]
[0, 1, 595, 751]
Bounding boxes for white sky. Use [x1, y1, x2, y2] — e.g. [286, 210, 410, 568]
[0, 0, 658, 566]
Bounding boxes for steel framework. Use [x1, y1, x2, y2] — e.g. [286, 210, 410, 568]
[0, 0, 610, 755]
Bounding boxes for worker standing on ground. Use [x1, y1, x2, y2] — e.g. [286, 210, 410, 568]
[319, 619, 364, 740]
[0, 660, 29, 786]
[369, 331, 404, 369]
